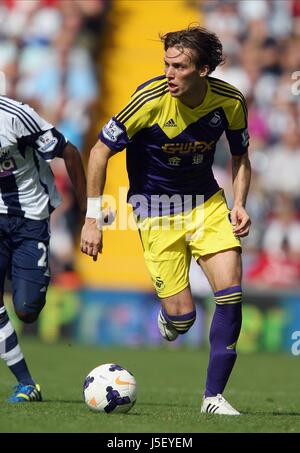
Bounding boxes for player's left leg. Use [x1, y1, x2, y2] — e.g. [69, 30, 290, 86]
[6, 219, 50, 402]
[0, 294, 37, 385]
[0, 251, 41, 402]
[5, 275, 46, 402]
[198, 248, 242, 415]
[4, 276, 47, 402]
[0, 299, 42, 402]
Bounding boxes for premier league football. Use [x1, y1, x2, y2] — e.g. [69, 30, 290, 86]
[83, 364, 137, 414]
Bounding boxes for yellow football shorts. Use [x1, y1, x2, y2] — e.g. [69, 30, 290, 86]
[137, 190, 241, 298]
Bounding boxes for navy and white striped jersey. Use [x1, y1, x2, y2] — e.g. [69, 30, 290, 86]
[0, 96, 68, 220]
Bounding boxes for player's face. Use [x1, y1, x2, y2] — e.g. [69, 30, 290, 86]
[164, 47, 206, 103]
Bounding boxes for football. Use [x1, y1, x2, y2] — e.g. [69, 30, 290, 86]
[83, 363, 137, 413]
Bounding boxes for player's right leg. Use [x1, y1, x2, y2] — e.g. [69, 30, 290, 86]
[137, 215, 196, 341]
[158, 286, 196, 341]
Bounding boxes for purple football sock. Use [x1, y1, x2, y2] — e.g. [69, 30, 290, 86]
[205, 286, 242, 397]
[162, 307, 196, 334]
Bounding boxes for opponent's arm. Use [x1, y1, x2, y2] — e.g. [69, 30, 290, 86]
[62, 142, 87, 215]
[80, 140, 117, 261]
[231, 152, 251, 237]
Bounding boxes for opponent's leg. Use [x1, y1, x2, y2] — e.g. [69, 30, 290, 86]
[11, 232, 50, 324]
[0, 239, 37, 380]
[12, 278, 47, 324]
[0, 288, 40, 401]
[0, 298, 38, 385]
[198, 248, 242, 415]
[4, 278, 44, 402]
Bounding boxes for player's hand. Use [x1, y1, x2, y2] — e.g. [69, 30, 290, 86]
[80, 218, 103, 261]
[230, 206, 251, 238]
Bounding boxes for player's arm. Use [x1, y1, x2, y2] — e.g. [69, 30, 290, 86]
[231, 152, 251, 237]
[80, 139, 117, 261]
[62, 142, 87, 215]
[12, 101, 87, 215]
[225, 94, 251, 238]
[80, 85, 153, 260]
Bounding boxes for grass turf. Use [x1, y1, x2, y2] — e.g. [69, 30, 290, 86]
[0, 339, 299, 433]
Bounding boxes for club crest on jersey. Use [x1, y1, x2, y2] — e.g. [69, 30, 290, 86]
[242, 128, 249, 147]
[36, 130, 58, 153]
[102, 119, 123, 142]
[209, 111, 222, 128]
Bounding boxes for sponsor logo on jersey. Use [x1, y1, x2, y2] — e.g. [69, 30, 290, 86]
[162, 140, 215, 155]
[36, 130, 58, 153]
[0, 157, 17, 176]
[102, 119, 123, 142]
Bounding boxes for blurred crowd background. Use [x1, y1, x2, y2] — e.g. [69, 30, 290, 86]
[197, 0, 300, 291]
[0, 0, 109, 281]
[0, 0, 300, 342]
[1, 0, 299, 291]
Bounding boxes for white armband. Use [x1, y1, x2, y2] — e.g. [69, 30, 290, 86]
[86, 197, 102, 219]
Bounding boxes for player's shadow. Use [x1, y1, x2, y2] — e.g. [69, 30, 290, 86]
[44, 401, 153, 416]
[137, 401, 191, 408]
[49, 400, 84, 404]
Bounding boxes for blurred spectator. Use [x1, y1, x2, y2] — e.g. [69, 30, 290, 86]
[246, 193, 300, 288]
[262, 124, 300, 196]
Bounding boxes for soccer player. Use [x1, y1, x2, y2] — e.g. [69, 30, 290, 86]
[80, 26, 251, 415]
[0, 96, 86, 402]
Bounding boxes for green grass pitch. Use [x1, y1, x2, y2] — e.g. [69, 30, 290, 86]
[0, 339, 299, 433]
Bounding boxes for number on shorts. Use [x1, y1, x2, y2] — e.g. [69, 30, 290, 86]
[37, 242, 47, 267]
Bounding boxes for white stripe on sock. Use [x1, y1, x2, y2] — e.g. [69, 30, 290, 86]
[2, 344, 24, 366]
[0, 319, 14, 340]
[0, 318, 17, 357]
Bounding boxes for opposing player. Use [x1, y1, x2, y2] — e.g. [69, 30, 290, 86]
[80, 26, 251, 415]
[0, 96, 86, 402]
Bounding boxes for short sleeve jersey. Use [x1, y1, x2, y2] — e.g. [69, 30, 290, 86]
[0, 96, 67, 220]
[99, 75, 249, 216]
